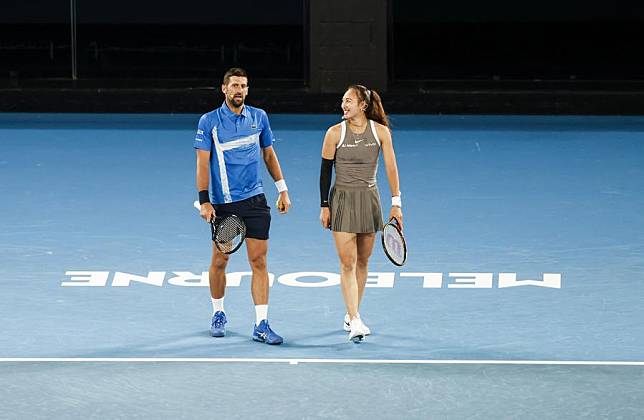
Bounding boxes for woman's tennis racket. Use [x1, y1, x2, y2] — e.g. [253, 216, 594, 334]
[194, 201, 246, 255]
[381, 217, 407, 266]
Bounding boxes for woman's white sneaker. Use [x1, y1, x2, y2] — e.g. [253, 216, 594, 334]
[344, 313, 370, 335]
[349, 317, 368, 342]
[343, 313, 351, 332]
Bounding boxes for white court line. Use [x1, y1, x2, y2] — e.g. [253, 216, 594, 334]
[0, 358, 643, 366]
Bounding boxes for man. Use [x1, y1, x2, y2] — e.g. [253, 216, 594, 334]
[194, 67, 291, 345]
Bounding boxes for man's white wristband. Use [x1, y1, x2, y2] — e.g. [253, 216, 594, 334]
[275, 179, 288, 193]
[391, 195, 402, 208]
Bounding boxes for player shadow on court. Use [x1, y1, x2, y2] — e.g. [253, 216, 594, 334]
[275, 330, 352, 349]
[350, 332, 563, 360]
[68, 329, 266, 358]
[68, 328, 371, 358]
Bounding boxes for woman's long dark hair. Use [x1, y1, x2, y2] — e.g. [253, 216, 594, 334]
[348, 84, 389, 128]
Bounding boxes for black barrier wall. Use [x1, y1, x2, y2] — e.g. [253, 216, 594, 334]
[1, 0, 644, 113]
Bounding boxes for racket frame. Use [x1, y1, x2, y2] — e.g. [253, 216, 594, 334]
[381, 217, 407, 266]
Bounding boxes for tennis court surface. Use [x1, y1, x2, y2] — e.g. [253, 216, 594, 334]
[1, 113, 643, 418]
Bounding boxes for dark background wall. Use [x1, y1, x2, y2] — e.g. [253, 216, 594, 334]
[1, 0, 305, 80]
[309, 0, 387, 93]
[2, 0, 304, 24]
[392, 0, 644, 81]
[2, 0, 643, 113]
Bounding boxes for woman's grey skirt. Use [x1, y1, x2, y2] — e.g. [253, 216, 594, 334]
[330, 184, 383, 233]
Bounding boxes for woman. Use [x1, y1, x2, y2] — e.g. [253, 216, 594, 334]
[319, 84, 403, 342]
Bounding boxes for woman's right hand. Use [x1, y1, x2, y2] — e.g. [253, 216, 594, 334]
[319, 207, 331, 229]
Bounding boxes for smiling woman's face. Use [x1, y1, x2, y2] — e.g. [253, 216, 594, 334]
[341, 88, 365, 120]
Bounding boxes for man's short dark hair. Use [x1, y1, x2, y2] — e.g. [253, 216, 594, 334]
[223, 67, 248, 86]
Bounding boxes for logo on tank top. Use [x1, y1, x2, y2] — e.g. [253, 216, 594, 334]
[341, 137, 377, 148]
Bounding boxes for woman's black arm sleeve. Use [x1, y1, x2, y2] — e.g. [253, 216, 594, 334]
[320, 158, 334, 207]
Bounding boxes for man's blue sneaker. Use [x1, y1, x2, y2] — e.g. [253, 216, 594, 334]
[252, 319, 283, 345]
[210, 311, 227, 337]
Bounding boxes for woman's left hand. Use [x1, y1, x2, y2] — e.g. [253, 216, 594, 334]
[388, 206, 403, 231]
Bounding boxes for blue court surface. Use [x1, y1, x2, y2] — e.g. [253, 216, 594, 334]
[1, 113, 643, 418]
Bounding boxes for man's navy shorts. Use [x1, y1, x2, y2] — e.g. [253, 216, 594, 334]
[214, 193, 271, 240]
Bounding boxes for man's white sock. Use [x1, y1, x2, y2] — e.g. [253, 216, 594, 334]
[255, 305, 268, 326]
[212, 297, 224, 315]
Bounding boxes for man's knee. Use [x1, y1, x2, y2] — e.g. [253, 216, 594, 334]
[248, 254, 267, 272]
[211, 253, 229, 271]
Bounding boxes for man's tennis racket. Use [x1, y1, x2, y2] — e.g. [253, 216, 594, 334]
[382, 217, 407, 266]
[193, 201, 246, 255]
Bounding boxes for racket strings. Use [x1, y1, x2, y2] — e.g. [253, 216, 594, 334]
[383, 224, 406, 265]
[216, 218, 245, 242]
[213, 216, 246, 253]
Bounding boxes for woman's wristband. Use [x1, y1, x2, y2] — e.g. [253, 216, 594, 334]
[391, 194, 402, 208]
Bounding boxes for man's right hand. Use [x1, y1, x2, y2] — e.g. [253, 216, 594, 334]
[200, 202, 215, 223]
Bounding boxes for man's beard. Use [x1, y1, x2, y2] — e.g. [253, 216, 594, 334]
[230, 96, 244, 108]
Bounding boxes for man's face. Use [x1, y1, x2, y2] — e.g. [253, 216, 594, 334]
[222, 76, 249, 108]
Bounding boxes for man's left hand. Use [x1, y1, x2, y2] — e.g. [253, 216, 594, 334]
[276, 191, 291, 214]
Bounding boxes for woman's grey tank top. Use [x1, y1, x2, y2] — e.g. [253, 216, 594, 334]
[334, 120, 381, 187]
